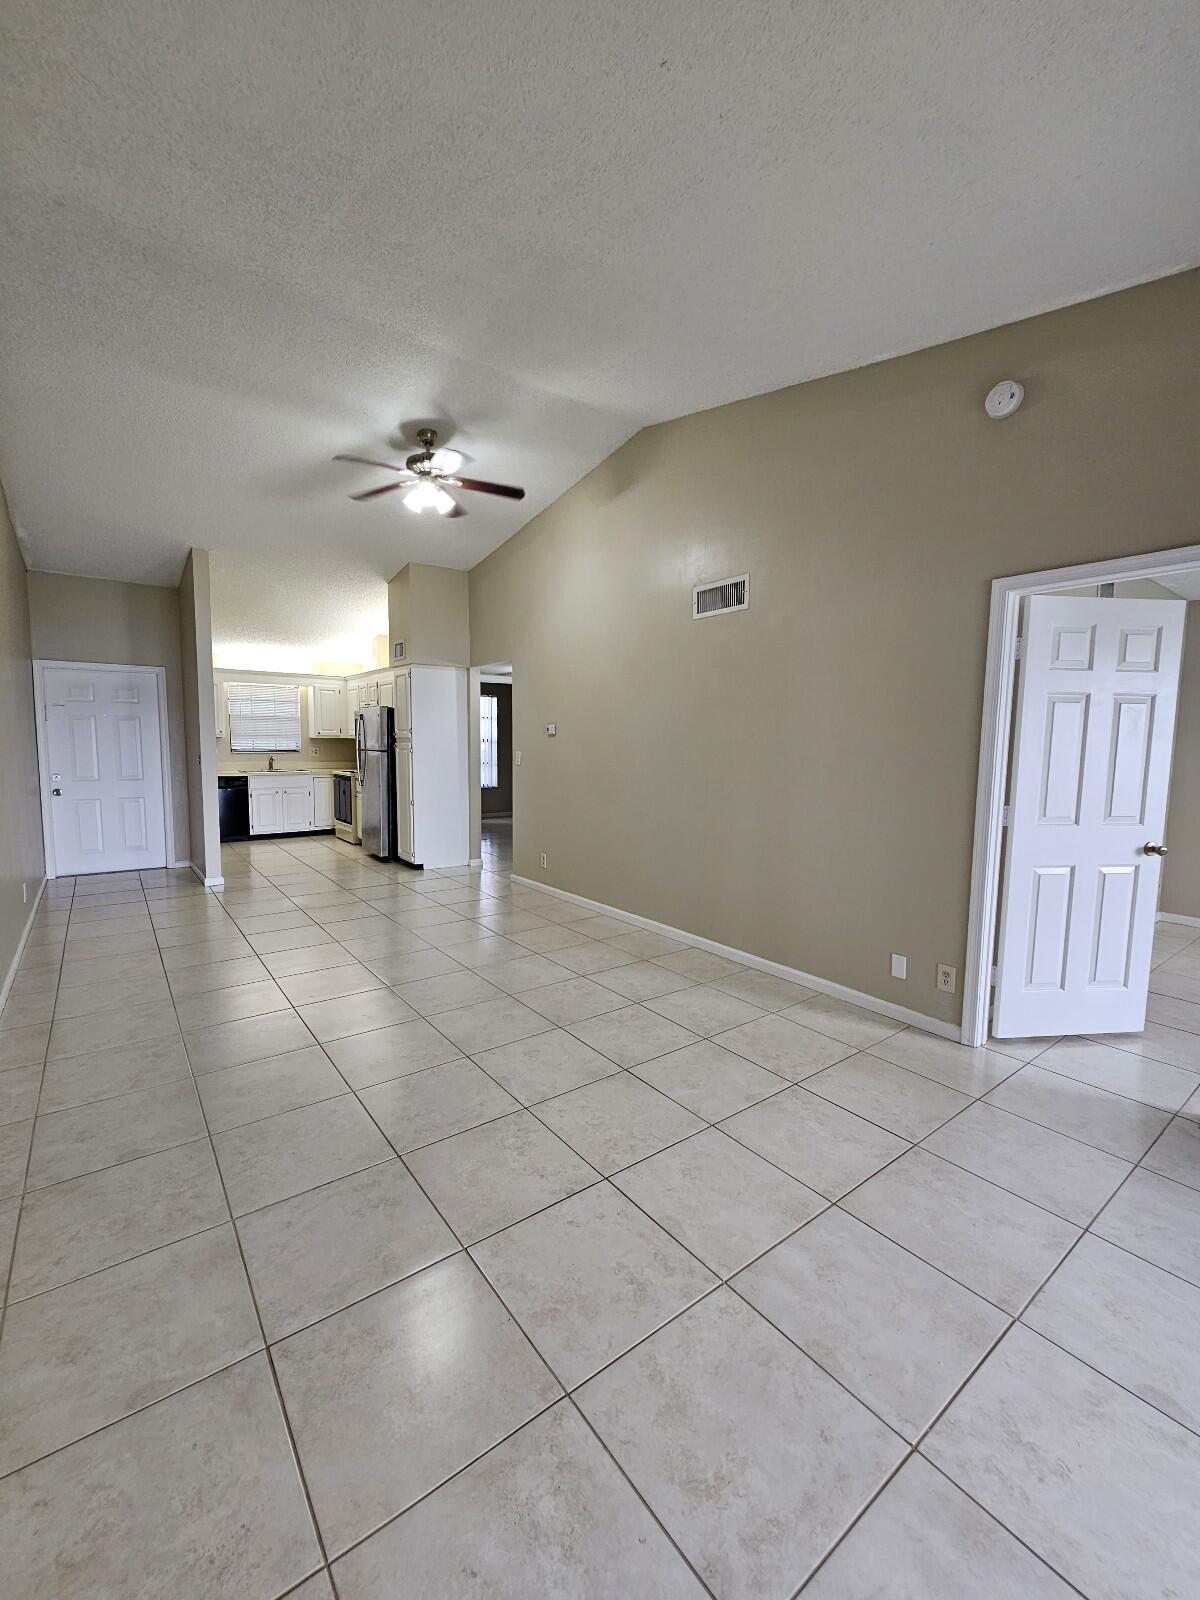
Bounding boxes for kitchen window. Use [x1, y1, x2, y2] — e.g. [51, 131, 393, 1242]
[480, 692, 498, 788]
[227, 682, 302, 751]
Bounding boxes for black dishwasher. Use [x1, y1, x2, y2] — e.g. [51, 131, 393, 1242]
[217, 775, 250, 842]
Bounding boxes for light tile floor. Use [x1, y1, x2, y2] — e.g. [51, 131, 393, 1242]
[1, 819, 1199, 1597]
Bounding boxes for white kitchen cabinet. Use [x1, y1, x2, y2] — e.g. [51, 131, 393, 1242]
[312, 773, 333, 830]
[401, 666, 469, 869]
[249, 783, 283, 836]
[395, 738, 414, 860]
[249, 772, 316, 835]
[363, 678, 379, 706]
[281, 779, 314, 833]
[214, 678, 226, 739]
[308, 682, 347, 738]
[393, 669, 411, 736]
[377, 675, 395, 709]
[348, 682, 362, 723]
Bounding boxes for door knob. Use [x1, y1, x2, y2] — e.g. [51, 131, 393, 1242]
[51, 788, 62, 796]
[1143, 842, 1169, 856]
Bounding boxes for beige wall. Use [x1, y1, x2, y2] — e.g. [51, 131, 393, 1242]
[389, 563, 470, 667]
[470, 269, 1200, 1028]
[1164, 601, 1200, 919]
[0, 491, 45, 991]
[178, 551, 221, 880]
[27, 570, 190, 867]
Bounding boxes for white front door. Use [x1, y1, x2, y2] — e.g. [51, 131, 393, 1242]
[42, 664, 168, 876]
[993, 595, 1185, 1037]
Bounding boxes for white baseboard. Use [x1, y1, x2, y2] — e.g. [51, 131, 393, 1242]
[468, 857, 483, 867]
[189, 863, 225, 889]
[1158, 912, 1200, 928]
[510, 875, 961, 1042]
[1, 879, 47, 1014]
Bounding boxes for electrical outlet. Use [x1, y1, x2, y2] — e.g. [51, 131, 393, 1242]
[312, 745, 320, 756]
[540, 852, 548, 870]
[937, 963, 957, 994]
[890, 953, 907, 980]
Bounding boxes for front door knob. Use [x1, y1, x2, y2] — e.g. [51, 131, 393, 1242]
[1143, 842, 1169, 856]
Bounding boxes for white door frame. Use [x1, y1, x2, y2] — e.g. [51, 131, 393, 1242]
[32, 661, 177, 879]
[963, 542, 1200, 1048]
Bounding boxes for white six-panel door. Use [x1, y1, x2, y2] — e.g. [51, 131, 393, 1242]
[42, 665, 168, 876]
[992, 595, 1185, 1037]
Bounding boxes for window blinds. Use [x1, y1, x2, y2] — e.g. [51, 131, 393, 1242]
[227, 682, 302, 751]
[480, 693, 499, 787]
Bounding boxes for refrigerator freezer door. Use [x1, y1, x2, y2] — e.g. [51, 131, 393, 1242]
[359, 704, 385, 752]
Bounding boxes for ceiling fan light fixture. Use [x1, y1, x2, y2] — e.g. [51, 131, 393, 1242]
[403, 480, 456, 515]
[430, 447, 464, 475]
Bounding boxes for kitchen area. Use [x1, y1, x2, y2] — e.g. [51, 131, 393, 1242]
[212, 563, 474, 870]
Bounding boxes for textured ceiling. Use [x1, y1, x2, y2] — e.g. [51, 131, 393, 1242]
[2, 1, 1197, 662]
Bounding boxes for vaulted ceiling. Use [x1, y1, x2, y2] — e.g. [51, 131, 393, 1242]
[2, 0, 1197, 661]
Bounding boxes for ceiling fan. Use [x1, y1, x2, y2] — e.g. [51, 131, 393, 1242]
[334, 429, 525, 517]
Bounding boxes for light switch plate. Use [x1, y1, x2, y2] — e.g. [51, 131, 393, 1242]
[890, 953, 907, 980]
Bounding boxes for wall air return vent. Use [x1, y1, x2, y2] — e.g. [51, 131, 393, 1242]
[692, 575, 749, 619]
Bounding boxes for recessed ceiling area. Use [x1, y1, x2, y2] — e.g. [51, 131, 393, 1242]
[1, 0, 1197, 662]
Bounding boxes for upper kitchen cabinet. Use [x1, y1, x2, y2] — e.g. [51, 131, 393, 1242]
[393, 669, 411, 736]
[308, 680, 348, 738]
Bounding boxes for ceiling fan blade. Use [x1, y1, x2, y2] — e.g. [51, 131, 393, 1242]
[453, 476, 526, 501]
[444, 497, 467, 518]
[334, 454, 407, 472]
[350, 480, 409, 501]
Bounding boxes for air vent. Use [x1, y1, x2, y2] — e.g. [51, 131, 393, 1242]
[393, 641, 405, 661]
[693, 574, 749, 619]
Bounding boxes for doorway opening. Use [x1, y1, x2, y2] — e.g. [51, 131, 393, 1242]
[964, 542, 1200, 1050]
[479, 665, 513, 874]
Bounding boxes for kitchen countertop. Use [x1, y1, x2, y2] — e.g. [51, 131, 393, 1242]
[215, 763, 353, 777]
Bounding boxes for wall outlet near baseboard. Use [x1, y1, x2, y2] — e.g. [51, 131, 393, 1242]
[890, 953, 907, 980]
[540, 852, 548, 870]
[937, 962, 957, 994]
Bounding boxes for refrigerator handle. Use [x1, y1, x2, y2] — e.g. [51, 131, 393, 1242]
[355, 716, 365, 784]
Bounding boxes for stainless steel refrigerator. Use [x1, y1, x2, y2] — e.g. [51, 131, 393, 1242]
[356, 704, 397, 860]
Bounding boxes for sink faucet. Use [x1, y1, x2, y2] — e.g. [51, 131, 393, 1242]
[268, 755, 274, 771]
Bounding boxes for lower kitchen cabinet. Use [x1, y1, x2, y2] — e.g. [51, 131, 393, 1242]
[249, 784, 284, 836]
[312, 773, 333, 829]
[280, 781, 314, 833]
[247, 772, 334, 836]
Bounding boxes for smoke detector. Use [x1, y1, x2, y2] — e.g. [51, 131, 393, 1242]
[984, 380, 1024, 420]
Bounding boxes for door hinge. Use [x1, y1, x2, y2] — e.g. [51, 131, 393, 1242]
[1014, 637, 1025, 660]
[1001, 805, 1011, 827]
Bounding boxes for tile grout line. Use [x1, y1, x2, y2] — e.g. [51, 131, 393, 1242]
[152, 880, 339, 1596]
[218, 840, 723, 1592]
[0, 877, 75, 1356]
[14, 852, 1192, 1593]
